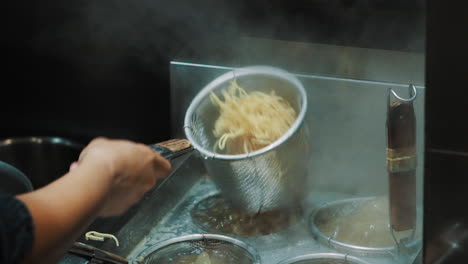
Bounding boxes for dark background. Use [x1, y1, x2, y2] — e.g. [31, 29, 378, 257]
[424, 0, 468, 262]
[2, 0, 425, 144]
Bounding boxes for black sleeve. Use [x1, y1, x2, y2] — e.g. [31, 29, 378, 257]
[0, 193, 35, 264]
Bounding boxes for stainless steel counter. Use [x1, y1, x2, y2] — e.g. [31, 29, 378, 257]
[121, 156, 420, 264]
[62, 147, 421, 264]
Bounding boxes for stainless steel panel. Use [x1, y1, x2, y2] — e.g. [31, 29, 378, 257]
[170, 56, 425, 198]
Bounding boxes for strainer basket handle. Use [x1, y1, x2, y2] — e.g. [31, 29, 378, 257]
[150, 139, 193, 161]
[68, 242, 128, 264]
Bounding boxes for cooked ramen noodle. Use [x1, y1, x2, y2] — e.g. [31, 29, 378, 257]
[85, 231, 119, 247]
[210, 79, 297, 154]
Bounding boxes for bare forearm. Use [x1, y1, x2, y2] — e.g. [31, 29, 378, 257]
[17, 161, 113, 264]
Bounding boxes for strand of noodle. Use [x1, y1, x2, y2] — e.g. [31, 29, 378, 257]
[85, 231, 120, 247]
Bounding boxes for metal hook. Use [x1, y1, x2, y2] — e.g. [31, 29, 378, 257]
[388, 222, 414, 257]
[389, 223, 401, 248]
[390, 84, 417, 102]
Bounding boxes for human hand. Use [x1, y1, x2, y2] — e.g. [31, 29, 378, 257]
[72, 137, 171, 217]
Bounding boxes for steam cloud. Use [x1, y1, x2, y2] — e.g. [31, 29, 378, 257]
[32, 0, 253, 70]
[27, 0, 424, 197]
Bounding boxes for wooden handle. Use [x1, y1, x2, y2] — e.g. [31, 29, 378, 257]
[157, 139, 192, 152]
[387, 100, 417, 231]
[150, 139, 193, 161]
[389, 171, 416, 231]
[387, 101, 416, 149]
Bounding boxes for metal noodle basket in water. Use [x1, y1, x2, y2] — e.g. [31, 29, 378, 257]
[276, 253, 372, 264]
[184, 66, 309, 213]
[309, 197, 422, 258]
[134, 234, 260, 264]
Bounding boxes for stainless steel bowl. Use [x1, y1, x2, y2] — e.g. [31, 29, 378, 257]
[0, 137, 83, 190]
[133, 234, 261, 264]
[184, 66, 310, 212]
[308, 197, 422, 258]
[276, 253, 372, 264]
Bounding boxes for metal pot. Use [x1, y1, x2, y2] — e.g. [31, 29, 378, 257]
[0, 137, 83, 190]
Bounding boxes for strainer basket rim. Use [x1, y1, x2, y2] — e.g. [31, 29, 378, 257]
[276, 253, 372, 264]
[183, 65, 307, 161]
[133, 233, 261, 264]
[308, 196, 422, 257]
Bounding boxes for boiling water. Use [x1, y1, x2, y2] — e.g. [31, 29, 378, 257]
[142, 241, 254, 264]
[191, 195, 298, 236]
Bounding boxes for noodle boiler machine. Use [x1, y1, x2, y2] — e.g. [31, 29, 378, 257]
[60, 39, 428, 264]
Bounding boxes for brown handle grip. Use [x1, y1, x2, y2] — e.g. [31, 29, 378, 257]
[389, 171, 416, 231]
[150, 139, 193, 161]
[387, 100, 416, 231]
[157, 139, 192, 152]
[387, 101, 416, 149]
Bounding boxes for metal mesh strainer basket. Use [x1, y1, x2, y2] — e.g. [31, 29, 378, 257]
[276, 253, 371, 264]
[309, 197, 422, 258]
[184, 66, 309, 213]
[133, 234, 260, 264]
